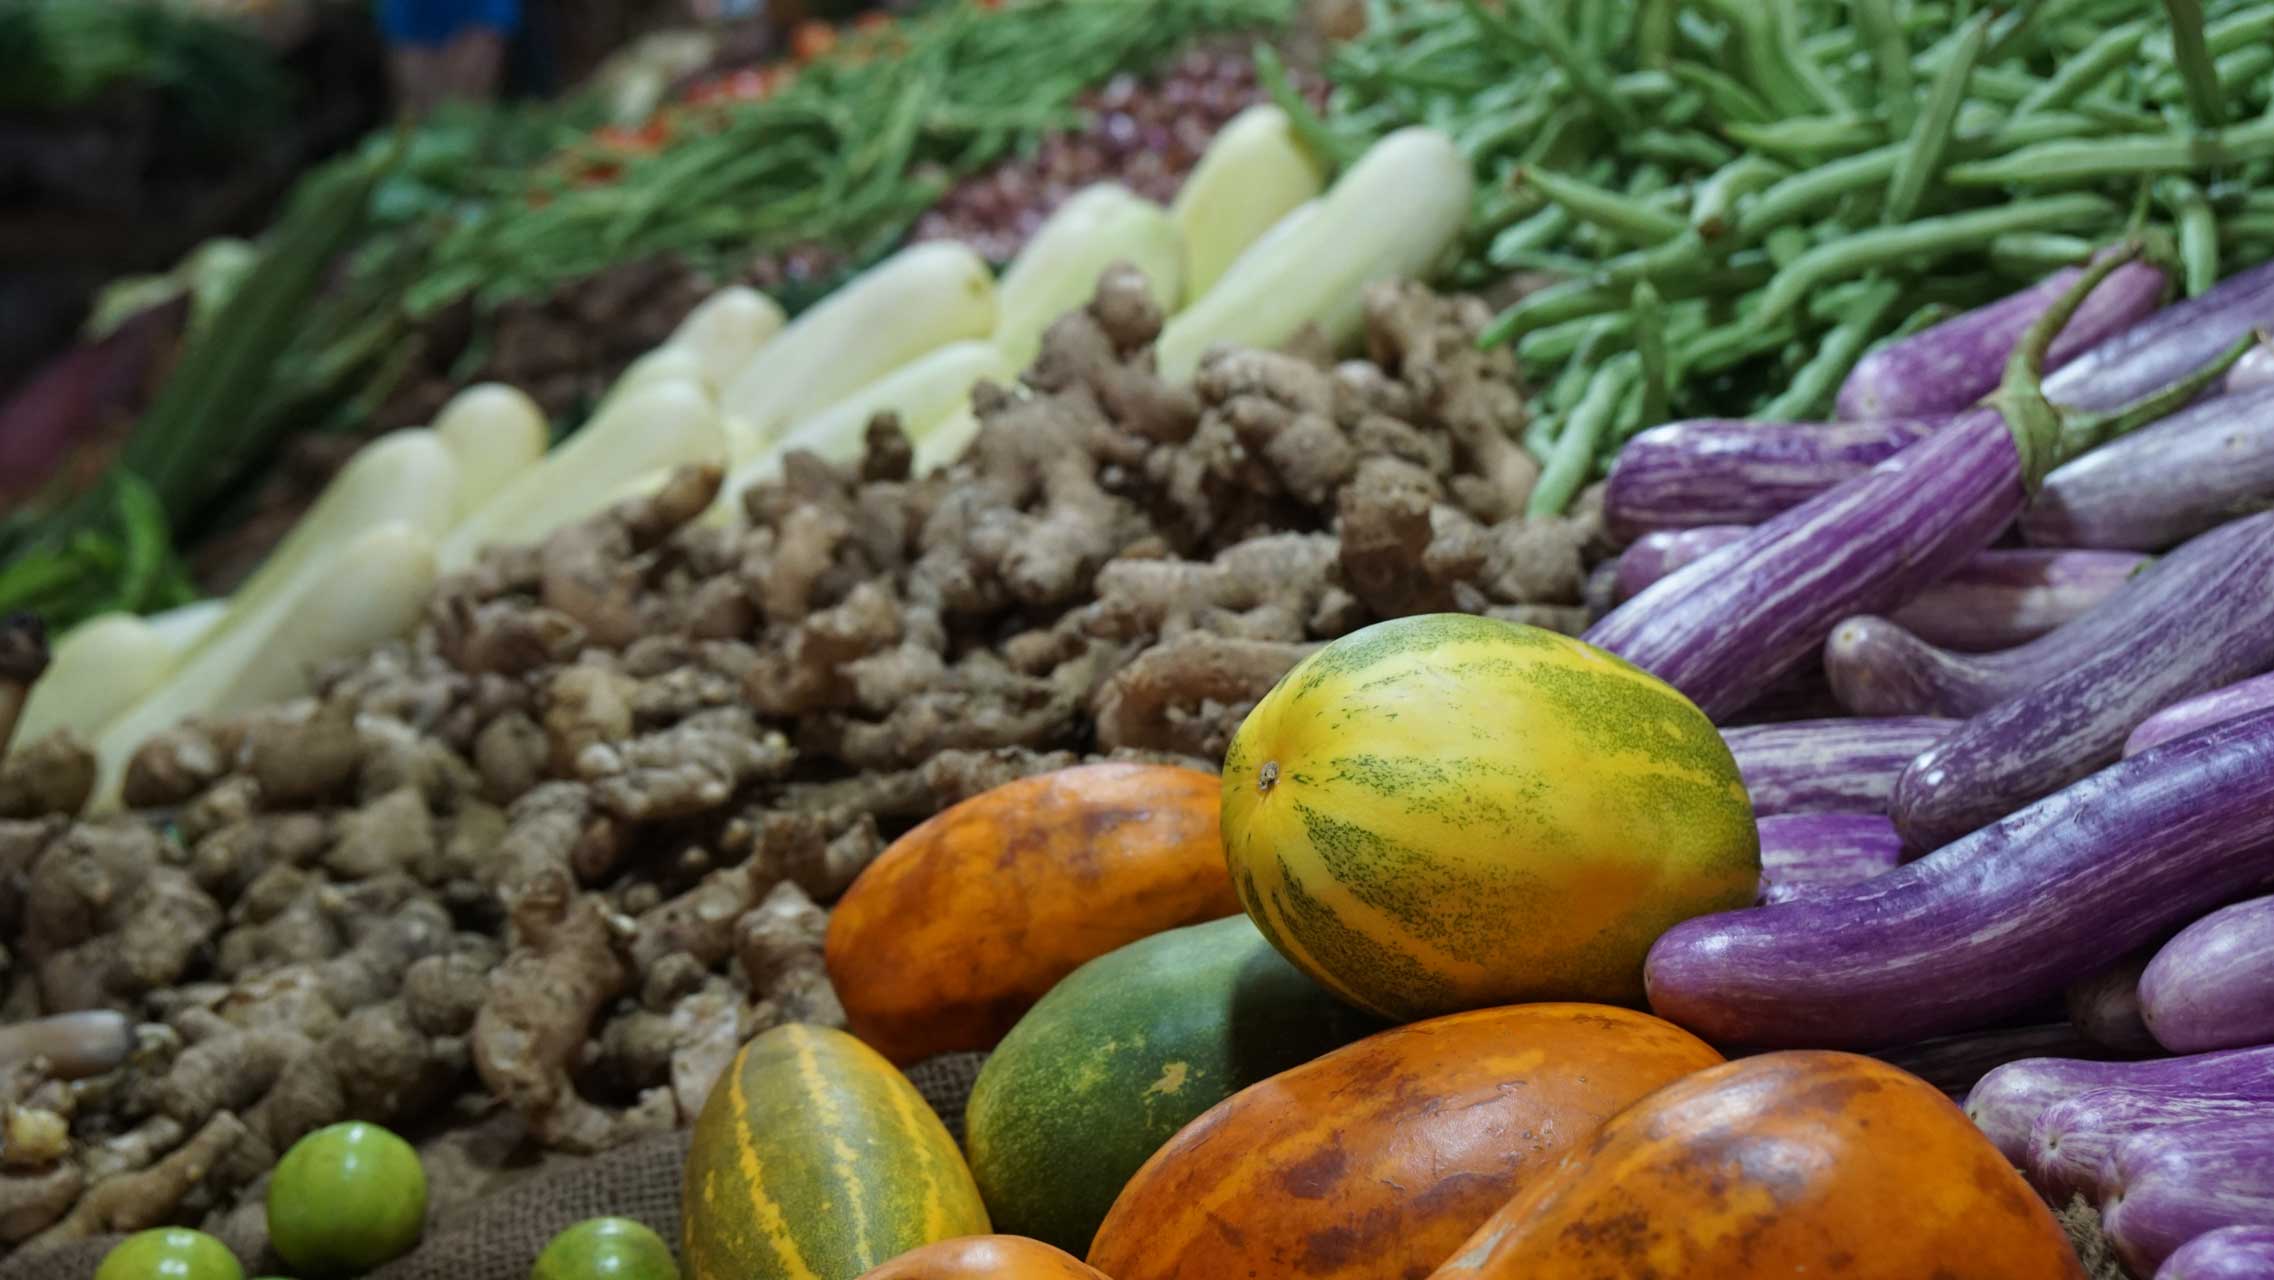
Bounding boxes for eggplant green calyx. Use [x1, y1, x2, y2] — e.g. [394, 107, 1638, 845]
[1987, 240, 2141, 491]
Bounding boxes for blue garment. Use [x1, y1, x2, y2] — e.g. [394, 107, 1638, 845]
[377, 0, 521, 47]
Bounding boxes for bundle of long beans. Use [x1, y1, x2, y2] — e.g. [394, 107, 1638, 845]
[402, 0, 1292, 314]
[1292, 0, 2274, 512]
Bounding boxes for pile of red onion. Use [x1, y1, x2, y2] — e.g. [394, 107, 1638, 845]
[911, 45, 1329, 262]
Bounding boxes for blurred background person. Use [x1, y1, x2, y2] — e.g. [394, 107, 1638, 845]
[377, 0, 520, 114]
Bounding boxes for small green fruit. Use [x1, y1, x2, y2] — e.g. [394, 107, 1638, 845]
[531, 1218, 679, 1280]
[94, 1228, 246, 1280]
[266, 1122, 427, 1276]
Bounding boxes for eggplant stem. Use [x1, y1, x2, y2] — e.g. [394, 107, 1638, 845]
[2056, 328, 2263, 463]
[1987, 239, 2144, 490]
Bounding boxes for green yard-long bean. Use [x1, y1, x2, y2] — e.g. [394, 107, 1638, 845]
[1311, 0, 2274, 473]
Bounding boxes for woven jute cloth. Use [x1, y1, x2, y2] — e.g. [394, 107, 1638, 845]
[1, 1052, 989, 1280]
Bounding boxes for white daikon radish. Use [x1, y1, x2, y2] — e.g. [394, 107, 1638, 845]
[145, 599, 228, 654]
[1209, 198, 1320, 295]
[15, 615, 176, 745]
[666, 285, 786, 391]
[178, 430, 457, 669]
[992, 184, 1184, 369]
[721, 412, 764, 464]
[440, 378, 725, 570]
[433, 383, 548, 521]
[720, 241, 996, 455]
[90, 523, 438, 809]
[202, 523, 436, 713]
[1155, 128, 1471, 382]
[1171, 105, 1325, 298]
[598, 346, 709, 416]
[726, 340, 1014, 497]
[912, 402, 983, 476]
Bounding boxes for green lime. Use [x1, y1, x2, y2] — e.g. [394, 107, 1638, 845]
[266, 1122, 427, 1276]
[94, 1229, 246, 1280]
[531, 1218, 679, 1280]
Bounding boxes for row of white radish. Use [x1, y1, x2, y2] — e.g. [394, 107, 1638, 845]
[23, 108, 1475, 809]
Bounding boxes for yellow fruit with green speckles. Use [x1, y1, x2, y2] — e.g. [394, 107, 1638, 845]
[1222, 613, 1758, 1020]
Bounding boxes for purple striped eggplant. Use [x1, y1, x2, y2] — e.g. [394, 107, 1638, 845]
[1872, 1023, 2115, 1100]
[1836, 257, 2170, 420]
[2156, 1225, 2274, 1279]
[2105, 1118, 2274, 1274]
[1721, 716, 1955, 817]
[1890, 513, 2274, 851]
[2229, 339, 2274, 393]
[2020, 381, 2274, 552]
[1966, 1045, 2274, 1165]
[2066, 952, 2159, 1056]
[2030, 1089, 2274, 1204]
[2129, 673, 2274, 758]
[1826, 517, 2263, 719]
[1645, 706, 2274, 1050]
[1603, 417, 1943, 542]
[1584, 250, 2261, 722]
[1612, 525, 1750, 601]
[1625, 534, 2145, 654]
[1884, 548, 2149, 653]
[2142, 896, 2274, 1054]
[1756, 812, 1903, 904]
[2042, 257, 2274, 408]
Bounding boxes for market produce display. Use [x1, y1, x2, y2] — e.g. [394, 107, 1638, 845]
[1306, 0, 2274, 498]
[19, 1, 2274, 1278]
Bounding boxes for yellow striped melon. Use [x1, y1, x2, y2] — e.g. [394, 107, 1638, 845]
[682, 1023, 989, 1280]
[1221, 613, 1758, 1021]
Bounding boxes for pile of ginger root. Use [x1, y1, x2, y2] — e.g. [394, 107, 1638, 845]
[0, 268, 1605, 1246]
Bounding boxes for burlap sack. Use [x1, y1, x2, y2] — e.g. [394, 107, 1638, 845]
[1, 1052, 989, 1280]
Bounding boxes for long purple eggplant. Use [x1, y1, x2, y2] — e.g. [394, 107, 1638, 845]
[1966, 1045, 2274, 1165]
[1836, 257, 2170, 420]
[2030, 1088, 2274, 1203]
[1584, 250, 2262, 722]
[2156, 1225, 2274, 1279]
[1890, 513, 2274, 851]
[1603, 417, 1944, 542]
[1825, 517, 2262, 719]
[2105, 1118, 2274, 1274]
[1644, 705, 2274, 1050]
[2141, 895, 2274, 1054]
[1624, 533, 2145, 654]
[2127, 671, 2274, 758]
[2066, 952, 2159, 1056]
[1885, 548, 2150, 653]
[2229, 339, 2274, 393]
[1721, 717, 1955, 816]
[1756, 813, 1903, 904]
[2020, 381, 2274, 552]
[1872, 1023, 2115, 1100]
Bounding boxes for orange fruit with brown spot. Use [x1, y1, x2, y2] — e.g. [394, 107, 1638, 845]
[1085, 1003, 1723, 1280]
[825, 763, 1238, 1065]
[1427, 1051, 2087, 1280]
[857, 1236, 1112, 1279]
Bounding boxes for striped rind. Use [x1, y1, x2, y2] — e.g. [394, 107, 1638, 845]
[682, 1023, 989, 1280]
[962, 916, 1380, 1254]
[1223, 613, 1758, 1020]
